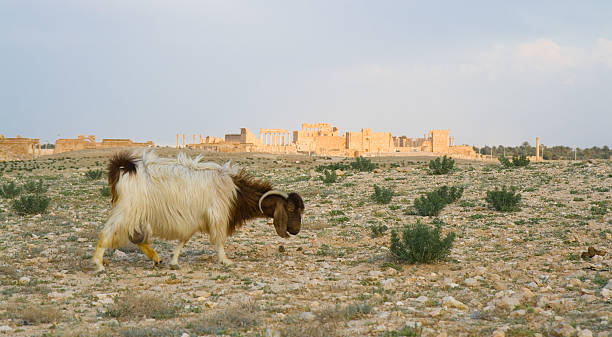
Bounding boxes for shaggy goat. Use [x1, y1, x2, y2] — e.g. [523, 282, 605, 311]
[92, 151, 304, 272]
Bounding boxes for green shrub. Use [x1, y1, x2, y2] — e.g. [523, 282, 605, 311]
[499, 155, 530, 168]
[11, 194, 50, 215]
[23, 179, 47, 194]
[321, 170, 337, 184]
[100, 186, 111, 197]
[498, 156, 512, 168]
[351, 156, 377, 172]
[315, 162, 350, 173]
[428, 156, 455, 175]
[371, 184, 394, 204]
[85, 169, 105, 180]
[486, 186, 521, 212]
[513, 155, 530, 167]
[413, 185, 464, 216]
[390, 221, 455, 264]
[0, 181, 21, 199]
[369, 224, 389, 238]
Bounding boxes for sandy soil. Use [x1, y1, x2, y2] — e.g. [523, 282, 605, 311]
[0, 148, 610, 337]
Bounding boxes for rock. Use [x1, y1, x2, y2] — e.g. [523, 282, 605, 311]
[335, 169, 344, 176]
[498, 295, 521, 310]
[601, 288, 611, 299]
[19, 276, 31, 284]
[551, 322, 575, 337]
[464, 278, 478, 287]
[299, 312, 316, 321]
[369, 270, 383, 279]
[284, 260, 295, 267]
[492, 329, 505, 337]
[578, 329, 593, 337]
[527, 282, 538, 289]
[113, 250, 127, 259]
[0, 326, 13, 333]
[77, 237, 87, 243]
[48, 291, 72, 300]
[569, 278, 583, 287]
[604, 279, 612, 290]
[381, 278, 395, 290]
[414, 295, 428, 303]
[265, 328, 281, 337]
[442, 296, 468, 310]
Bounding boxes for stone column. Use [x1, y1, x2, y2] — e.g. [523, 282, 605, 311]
[183, 134, 186, 148]
[535, 137, 540, 162]
[176, 134, 180, 148]
[193, 134, 196, 145]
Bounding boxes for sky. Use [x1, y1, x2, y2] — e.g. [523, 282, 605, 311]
[1, 1, 611, 148]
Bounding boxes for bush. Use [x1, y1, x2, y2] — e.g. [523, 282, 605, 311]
[0, 181, 21, 199]
[486, 186, 521, 212]
[351, 156, 377, 172]
[499, 155, 530, 168]
[100, 186, 111, 197]
[390, 221, 455, 264]
[413, 185, 464, 216]
[85, 169, 105, 180]
[23, 179, 47, 194]
[428, 156, 455, 175]
[371, 184, 394, 204]
[315, 162, 350, 173]
[321, 170, 337, 184]
[11, 194, 50, 215]
[369, 224, 389, 238]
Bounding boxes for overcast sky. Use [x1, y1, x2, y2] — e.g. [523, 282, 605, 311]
[1, 1, 611, 147]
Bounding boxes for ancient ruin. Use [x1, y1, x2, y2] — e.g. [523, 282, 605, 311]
[0, 135, 41, 159]
[54, 135, 154, 154]
[181, 123, 478, 158]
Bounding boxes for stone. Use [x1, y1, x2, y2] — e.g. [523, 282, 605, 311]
[578, 329, 593, 337]
[381, 278, 395, 290]
[464, 277, 478, 287]
[113, 250, 127, 259]
[498, 296, 521, 310]
[369, 270, 383, 279]
[492, 329, 505, 337]
[601, 288, 611, 299]
[551, 322, 575, 337]
[0, 326, 13, 333]
[19, 276, 31, 284]
[299, 312, 316, 321]
[414, 295, 428, 303]
[335, 169, 344, 176]
[442, 296, 468, 310]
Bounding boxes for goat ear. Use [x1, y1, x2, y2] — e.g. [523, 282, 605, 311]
[273, 202, 289, 238]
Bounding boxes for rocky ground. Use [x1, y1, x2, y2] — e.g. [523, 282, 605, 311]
[0, 148, 610, 337]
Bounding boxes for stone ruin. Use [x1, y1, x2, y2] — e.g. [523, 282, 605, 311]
[0, 135, 41, 160]
[180, 123, 479, 158]
[54, 135, 154, 154]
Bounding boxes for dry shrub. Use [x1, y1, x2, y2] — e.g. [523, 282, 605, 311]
[104, 293, 182, 321]
[4, 302, 62, 324]
[186, 301, 259, 335]
[281, 302, 371, 337]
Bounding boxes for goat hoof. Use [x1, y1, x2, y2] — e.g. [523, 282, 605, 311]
[94, 267, 106, 275]
[169, 263, 180, 270]
[154, 260, 164, 268]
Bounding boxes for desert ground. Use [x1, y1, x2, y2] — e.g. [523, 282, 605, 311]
[0, 148, 610, 337]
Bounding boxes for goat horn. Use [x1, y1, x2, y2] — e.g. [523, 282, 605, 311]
[259, 190, 289, 213]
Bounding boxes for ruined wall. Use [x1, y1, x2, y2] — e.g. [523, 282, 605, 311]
[346, 129, 393, 153]
[54, 135, 154, 154]
[0, 135, 40, 159]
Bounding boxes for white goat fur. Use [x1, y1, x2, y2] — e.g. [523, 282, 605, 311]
[94, 151, 242, 270]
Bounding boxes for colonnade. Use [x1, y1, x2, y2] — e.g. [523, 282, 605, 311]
[259, 129, 292, 146]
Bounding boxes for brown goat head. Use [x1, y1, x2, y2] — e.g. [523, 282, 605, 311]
[261, 192, 304, 238]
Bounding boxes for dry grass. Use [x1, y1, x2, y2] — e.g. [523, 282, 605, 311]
[104, 293, 182, 321]
[186, 301, 259, 335]
[3, 302, 62, 324]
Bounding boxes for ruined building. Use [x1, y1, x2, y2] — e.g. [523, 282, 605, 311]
[0, 135, 41, 159]
[54, 135, 154, 154]
[180, 123, 477, 158]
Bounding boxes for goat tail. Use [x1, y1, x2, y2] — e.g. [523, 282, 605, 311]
[108, 151, 139, 204]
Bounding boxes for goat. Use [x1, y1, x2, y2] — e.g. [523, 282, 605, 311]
[92, 151, 304, 272]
